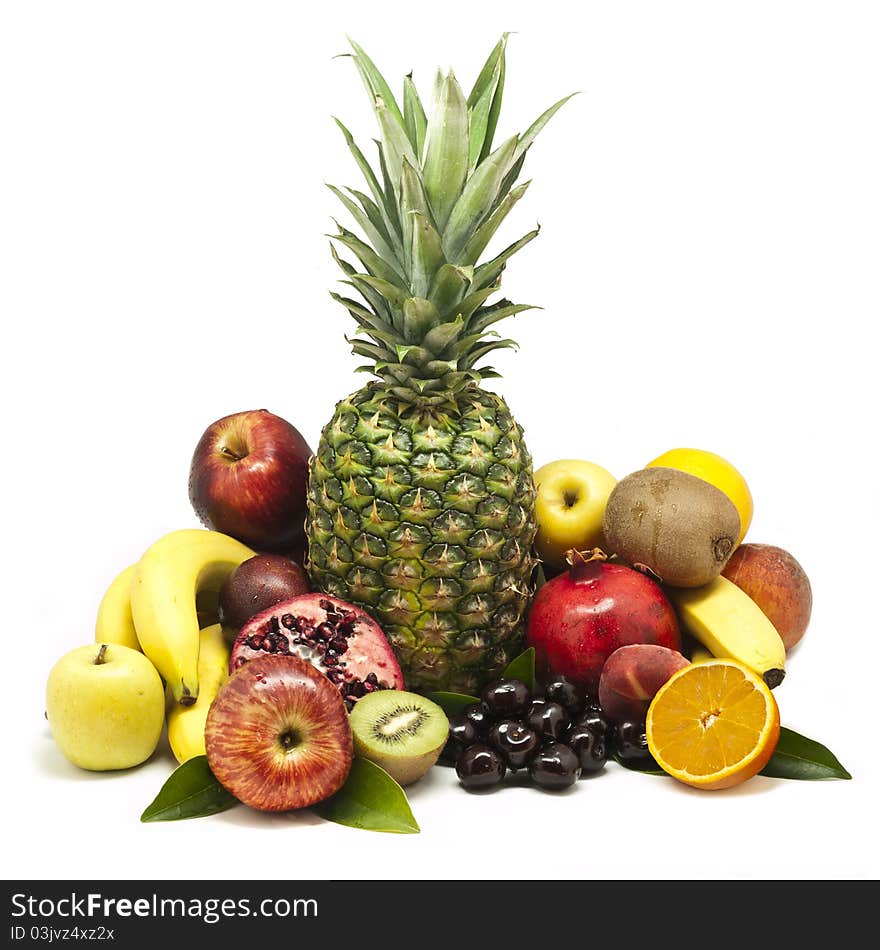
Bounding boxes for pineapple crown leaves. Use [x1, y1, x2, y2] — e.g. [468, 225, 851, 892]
[329, 35, 574, 406]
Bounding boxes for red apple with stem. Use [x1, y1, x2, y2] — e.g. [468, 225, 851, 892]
[189, 409, 312, 552]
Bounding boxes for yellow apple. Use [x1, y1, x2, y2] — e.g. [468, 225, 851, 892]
[46, 643, 165, 771]
[533, 459, 618, 570]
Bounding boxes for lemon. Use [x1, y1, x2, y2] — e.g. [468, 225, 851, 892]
[646, 448, 752, 544]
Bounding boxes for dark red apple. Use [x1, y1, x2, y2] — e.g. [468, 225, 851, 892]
[189, 409, 312, 552]
[205, 654, 353, 812]
[219, 554, 310, 630]
[526, 559, 681, 693]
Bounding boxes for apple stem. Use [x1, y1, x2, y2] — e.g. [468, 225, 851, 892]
[94, 644, 109, 665]
[219, 445, 245, 462]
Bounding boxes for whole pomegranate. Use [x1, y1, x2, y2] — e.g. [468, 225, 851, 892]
[526, 558, 680, 693]
[230, 593, 404, 707]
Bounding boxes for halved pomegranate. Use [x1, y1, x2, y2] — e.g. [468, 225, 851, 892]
[229, 593, 404, 707]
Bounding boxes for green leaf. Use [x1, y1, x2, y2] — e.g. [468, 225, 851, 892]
[428, 691, 481, 715]
[760, 728, 852, 780]
[312, 757, 419, 834]
[443, 135, 518, 260]
[513, 92, 579, 165]
[469, 301, 536, 335]
[467, 38, 505, 169]
[473, 227, 540, 289]
[533, 561, 548, 593]
[409, 211, 446, 299]
[333, 119, 396, 234]
[403, 73, 428, 156]
[327, 184, 402, 274]
[347, 38, 405, 130]
[502, 647, 535, 691]
[422, 316, 465, 356]
[332, 227, 409, 289]
[375, 97, 419, 203]
[140, 756, 239, 822]
[460, 181, 531, 266]
[402, 297, 439, 345]
[468, 35, 508, 165]
[422, 70, 470, 230]
[428, 263, 473, 315]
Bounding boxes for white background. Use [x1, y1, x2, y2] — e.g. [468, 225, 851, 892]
[2, 0, 878, 881]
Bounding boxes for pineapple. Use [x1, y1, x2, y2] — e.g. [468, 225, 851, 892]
[307, 37, 572, 694]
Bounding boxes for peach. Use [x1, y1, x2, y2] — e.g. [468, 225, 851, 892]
[721, 543, 812, 651]
[598, 644, 690, 723]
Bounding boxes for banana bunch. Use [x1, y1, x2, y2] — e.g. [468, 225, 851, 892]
[95, 529, 254, 705]
[667, 576, 786, 688]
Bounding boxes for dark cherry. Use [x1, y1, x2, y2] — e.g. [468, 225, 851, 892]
[488, 720, 540, 769]
[543, 676, 584, 716]
[481, 678, 531, 718]
[456, 744, 506, 790]
[567, 723, 608, 774]
[526, 700, 570, 741]
[574, 708, 609, 739]
[463, 702, 494, 737]
[611, 720, 657, 765]
[439, 714, 478, 764]
[529, 742, 581, 790]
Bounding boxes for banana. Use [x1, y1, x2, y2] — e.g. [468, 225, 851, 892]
[689, 644, 715, 663]
[130, 529, 254, 705]
[166, 623, 230, 763]
[667, 576, 786, 688]
[95, 564, 140, 651]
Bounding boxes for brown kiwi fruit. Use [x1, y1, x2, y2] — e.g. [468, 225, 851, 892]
[348, 690, 448, 786]
[602, 467, 741, 587]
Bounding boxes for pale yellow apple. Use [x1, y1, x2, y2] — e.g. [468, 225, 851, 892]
[533, 459, 618, 569]
[46, 643, 165, 771]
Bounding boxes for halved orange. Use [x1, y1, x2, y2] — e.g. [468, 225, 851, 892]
[646, 659, 780, 790]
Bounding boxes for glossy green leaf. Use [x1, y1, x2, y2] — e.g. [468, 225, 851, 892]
[760, 728, 852, 780]
[140, 756, 239, 822]
[312, 757, 419, 834]
[428, 691, 480, 715]
[502, 647, 535, 691]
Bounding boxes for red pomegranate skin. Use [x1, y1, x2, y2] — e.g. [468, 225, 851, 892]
[526, 561, 681, 693]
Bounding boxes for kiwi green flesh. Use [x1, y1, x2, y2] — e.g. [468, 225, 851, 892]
[349, 691, 449, 786]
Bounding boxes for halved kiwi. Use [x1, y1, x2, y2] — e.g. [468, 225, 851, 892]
[349, 691, 449, 786]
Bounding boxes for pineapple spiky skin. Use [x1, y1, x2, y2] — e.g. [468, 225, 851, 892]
[307, 384, 537, 694]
